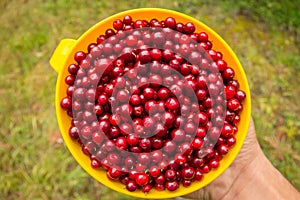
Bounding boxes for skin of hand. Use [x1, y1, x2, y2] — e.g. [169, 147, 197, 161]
[182, 118, 300, 200]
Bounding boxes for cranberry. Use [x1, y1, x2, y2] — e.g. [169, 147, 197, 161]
[139, 138, 151, 151]
[226, 135, 237, 147]
[182, 179, 192, 187]
[165, 181, 179, 191]
[125, 134, 138, 147]
[124, 156, 135, 169]
[74, 51, 86, 64]
[181, 166, 195, 180]
[107, 153, 121, 165]
[225, 85, 236, 99]
[218, 144, 229, 155]
[91, 158, 101, 169]
[162, 49, 174, 62]
[198, 32, 208, 42]
[227, 98, 241, 111]
[209, 159, 220, 169]
[171, 129, 185, 142]
[196, 127, 207, 138]
[143, 87, 156, 100]
[107, 167, 122, 180]
[92, 131, 104, 144]
[154, 173, 165, 185]
[175, 154, 187, 165]
[69, 126, 79, 139]
[116, 90, 129, 103]
[165, 169, 177, 181]
[60, 97, 72, 110]
[115, 136, 128, 150]
[165, 97, 180, 110]
[201, 164, 211, 173]
[105, 29, 115, 38]
[192, 138, 204, 150]
[152, 150, 163, 163]
[138, 50, 152, 64]
[165, 17, 176, 29]
[142, 184, 152, 193]
[126, 180, 138, 192]
[68, 64, 79, 75]
[207, 49, 219, 61]
[194, 169, 203, 181]
[149, 166, 161, 177]
[222, 67, 235, 81]
[221, 124, 234, 137]
[184, 22, 195, 34]
[216, 60, 227, 71]
[135, 173, 149, 186]
[163, 140, 176, 153]
[98, 94, 108, 105]
[113, 19, 123, 30]
[235, 90, 246, 101]
[152, 183, 164, 192]
[152, 137, 164, 149]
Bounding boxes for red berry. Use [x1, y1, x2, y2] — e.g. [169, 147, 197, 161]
[175, 154, 187, 165]
[126, 180, 138, 192]
[235, 90, 246, 101]
[198, 32, 208, 42]
[74, 51, 86, 64]
[107, 167, 122, 180]
[218, 144, 229, 155]
[165, 17, 176, 29]
[165, 97, 180, 110]
[227, 98, 241, 111]
[181, 166, 195, 180]
[194, 169, 203, 181]
[225, 85, 236, 99]
[113, 19, 123, 30]
[209, 159, 220, 169]
[149, 166, 161, 177]
[222, 67, 235, 80]
[135, 173, 149, 186]
[165, 169, 177, 181]
[165, 181, 179, 191]
[184, 22, 195, 34]
[142, 184, 152, 193]
[60, 96, 72, 110]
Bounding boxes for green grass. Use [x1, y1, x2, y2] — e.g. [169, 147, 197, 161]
[0, 0, 299, 199]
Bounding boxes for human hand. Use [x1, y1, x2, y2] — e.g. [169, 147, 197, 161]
[182, 117, 300, 200]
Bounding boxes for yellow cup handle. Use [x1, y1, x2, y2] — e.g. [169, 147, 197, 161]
[50, 39, 76, 73]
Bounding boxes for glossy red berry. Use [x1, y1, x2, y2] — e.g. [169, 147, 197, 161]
[225, 85, 236, 99]
[227, 98, 241, 111]
[107, 167, 122, 180]
[218, 144, 229, 155]
[181, 166, 195, 180]
[60, 97, 72, 110]
[165, 97, 180, 110]
[165, 181, 179, 191]
[135, 173, 149, 186]
[149, 166, 161, 177]
[164, 17, 176, 29]
[126, 180, 138, 192]
[113, 19, 123, 30]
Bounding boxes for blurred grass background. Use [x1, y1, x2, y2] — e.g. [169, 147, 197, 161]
[0, 0, 299, 199]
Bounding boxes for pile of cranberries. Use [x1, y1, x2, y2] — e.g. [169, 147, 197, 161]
[60, 15, 246, 193]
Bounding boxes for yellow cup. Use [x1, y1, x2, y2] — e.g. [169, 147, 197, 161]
[50, 8, 251, 199]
